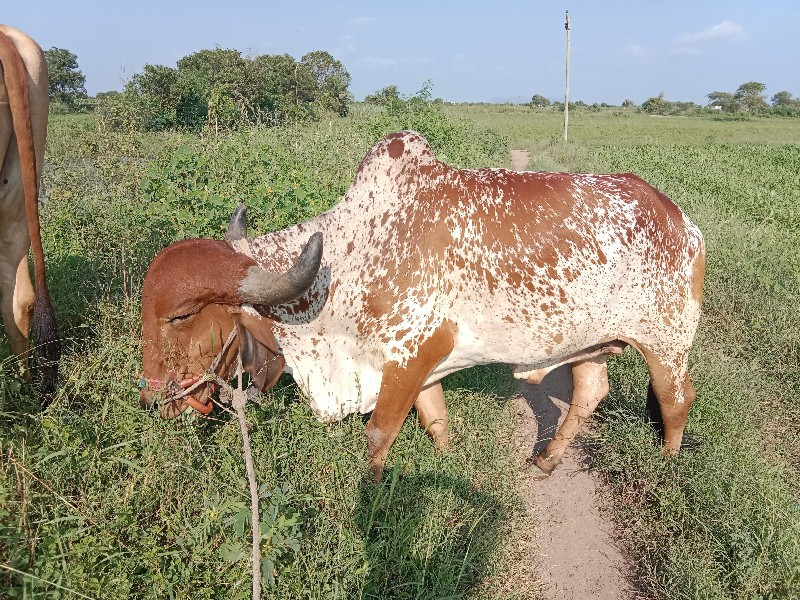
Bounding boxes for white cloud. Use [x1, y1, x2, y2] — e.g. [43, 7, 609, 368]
[672, 20, 745, 55]
[615, 43, 656, 65]
[352, 16, 377, 27]
[357, 56, 429, 70]
[335, 35, 356, 56]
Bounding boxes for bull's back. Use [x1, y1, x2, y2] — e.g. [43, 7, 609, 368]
[439, 169, 703, 368]
[0, 25, 48, 207]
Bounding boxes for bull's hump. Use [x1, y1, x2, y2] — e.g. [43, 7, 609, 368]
[353, 131, 439, 185]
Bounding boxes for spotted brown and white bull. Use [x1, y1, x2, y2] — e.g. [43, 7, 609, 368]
[140, 131, 705, 481]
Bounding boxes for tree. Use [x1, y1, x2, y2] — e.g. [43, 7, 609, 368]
[175, 48, 255, 128]
[529, 94, 550, 108]
[621, 99, 636, 108]
[365, 85, 400, 107]
[44, 47, 87, 109]
[734, 81, 767, 112]
[108, 46, 353, 131]
[251, 53, 316, 122]
[642, 92, 671, 115]
[176, 48, 250, 96]
[95, 90, 120, 100]
[771, 90, 794, 107]
[707, 91, 737, 112]
[300, 51, 351, 115]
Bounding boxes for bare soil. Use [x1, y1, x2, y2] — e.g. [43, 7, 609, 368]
[511, 149, 531, 170]
[512, 368, 635, 599]
[508, 149, 635, 599]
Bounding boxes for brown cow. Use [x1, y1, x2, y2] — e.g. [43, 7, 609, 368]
[0, 25, 59, 390]
[140, 131, 705, 481]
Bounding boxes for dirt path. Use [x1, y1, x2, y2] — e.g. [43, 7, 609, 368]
[512, 368, 634, 599]
[509, 149, 634, 599]
[511, 149, 531, 170]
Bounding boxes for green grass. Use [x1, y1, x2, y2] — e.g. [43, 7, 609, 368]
[0, 107, 534, 599]
[450, 105, 800, 598]
[592, 142, 800, 598]
[3, 102, 799, 599]
[446, 104, 800, 148]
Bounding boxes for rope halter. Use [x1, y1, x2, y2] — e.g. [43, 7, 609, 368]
[139, 328, 238, 416]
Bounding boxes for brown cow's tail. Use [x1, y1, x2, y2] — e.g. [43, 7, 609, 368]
[0, 30, 60, 393]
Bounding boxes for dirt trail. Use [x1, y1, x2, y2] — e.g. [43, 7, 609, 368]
[511, 149, 531, 170]
[509, 149, 634, 599]
[512, 368, 634, 599]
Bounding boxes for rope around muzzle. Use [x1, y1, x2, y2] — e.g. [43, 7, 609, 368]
[139, 328, 263, 598]
[139, 328, 238, 415]
[202, 335, 263, 599]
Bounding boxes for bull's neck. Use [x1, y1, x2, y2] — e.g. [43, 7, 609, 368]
[247, 207, 338, 272]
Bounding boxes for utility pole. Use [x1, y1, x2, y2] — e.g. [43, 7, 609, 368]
[563, 10, 571, 141]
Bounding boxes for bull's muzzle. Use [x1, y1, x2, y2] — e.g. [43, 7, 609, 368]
[138, 375, 213, 418]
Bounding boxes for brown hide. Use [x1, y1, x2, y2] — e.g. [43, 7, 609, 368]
[0, 25, 59, 390]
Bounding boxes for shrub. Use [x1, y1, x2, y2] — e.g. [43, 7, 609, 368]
[359, 82, 508, 168]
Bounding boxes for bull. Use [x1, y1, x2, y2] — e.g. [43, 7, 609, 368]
[140, 131, 705, 480]
[0, 25, 59, 390]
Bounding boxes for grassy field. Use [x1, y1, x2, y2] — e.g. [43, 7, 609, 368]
[1, 102, 798, 599]
[0, 105, 540, 599]
[451, 105, 800, 598]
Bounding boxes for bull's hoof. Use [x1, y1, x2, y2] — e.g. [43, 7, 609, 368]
[524, 459, 553, 481]
[680, 432, 705, 450]
[368, 460, 384, 484]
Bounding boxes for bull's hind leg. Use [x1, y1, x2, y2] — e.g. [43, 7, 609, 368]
[365, 325, 454, 482]
[414, 382, 449, 451]
[0, 103, 34, 378]
[642, 350, 697, 454]
[529, 356, 609, 479]
[0, 219, 35, 381]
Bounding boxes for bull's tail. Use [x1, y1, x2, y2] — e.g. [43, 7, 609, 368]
[0, 30, 60, 393]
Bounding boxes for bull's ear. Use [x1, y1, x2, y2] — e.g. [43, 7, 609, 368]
[230, 309, 285, 391]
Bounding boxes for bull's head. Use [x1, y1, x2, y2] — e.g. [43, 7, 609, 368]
[139, 208, 322, 417]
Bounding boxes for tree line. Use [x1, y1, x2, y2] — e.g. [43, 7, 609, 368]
[45, 45, 800, 125]
[44, 46, 351, 131]
[642, 82, 799, 116]
[529, 82, 800, 117]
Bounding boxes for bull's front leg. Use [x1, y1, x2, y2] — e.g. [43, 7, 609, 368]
[365, 325, 454, 482]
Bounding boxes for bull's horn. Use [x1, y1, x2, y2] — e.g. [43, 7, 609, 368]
[238, 232, 323, 306]
[225, 204, 247, 241]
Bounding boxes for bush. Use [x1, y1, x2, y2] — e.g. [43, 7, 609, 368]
[359, 83, 508, 168]
[140, 135, 331, 240]
[101, 48, 351, 133]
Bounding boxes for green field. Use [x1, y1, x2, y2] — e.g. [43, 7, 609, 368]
[458, 105, 800, 598]
[1, 104, 799, 598]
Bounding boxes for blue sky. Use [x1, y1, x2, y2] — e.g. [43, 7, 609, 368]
[6, 1, 800, 104]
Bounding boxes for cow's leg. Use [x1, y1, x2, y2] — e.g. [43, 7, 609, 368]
[529, 356, 609, 479]
[414, 382, 448, 451]
[365, 325, 454, 482]
[0, 226, 35, 381]
[643, 351, 697, 455]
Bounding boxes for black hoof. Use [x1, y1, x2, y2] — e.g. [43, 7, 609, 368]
[680, 432, 705, 450]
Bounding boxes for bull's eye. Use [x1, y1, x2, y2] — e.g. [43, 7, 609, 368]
[168, 313, 193, 324]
